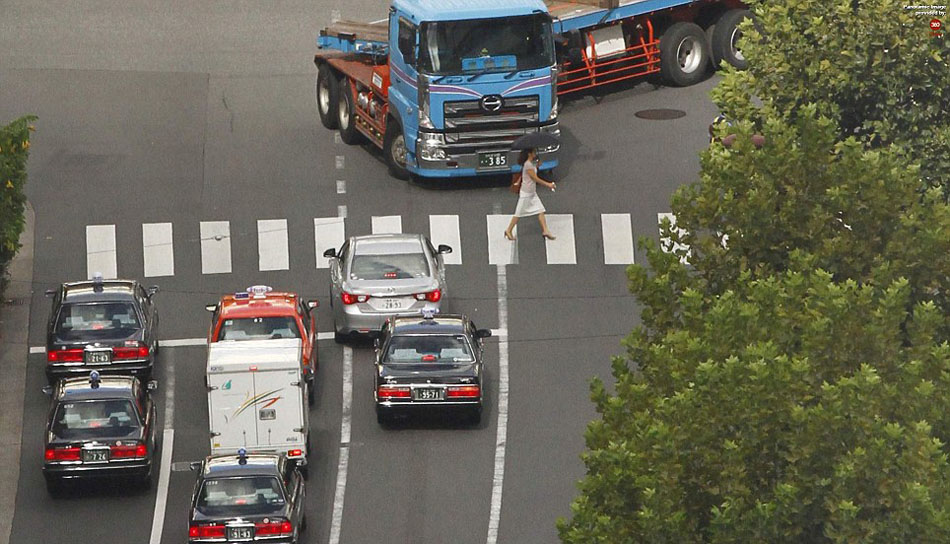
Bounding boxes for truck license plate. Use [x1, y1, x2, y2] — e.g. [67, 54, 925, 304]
[478, 152, 507, 169]
[414, 388, 444, 401]
[227, 526, 254, 540]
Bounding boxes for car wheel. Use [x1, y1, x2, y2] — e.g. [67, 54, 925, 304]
[316, 63, 340, 129]
[711, 9, 752, 70]
[659, 22, 709, 86]
[337, 78, 363, 145]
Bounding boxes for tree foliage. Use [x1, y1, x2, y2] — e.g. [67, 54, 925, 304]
[0, 115, 36, 295]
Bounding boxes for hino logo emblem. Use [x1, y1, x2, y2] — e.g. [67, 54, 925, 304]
[480, 95, 503, 112]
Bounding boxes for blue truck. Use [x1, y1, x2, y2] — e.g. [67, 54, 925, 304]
[314, 0, 749, 180]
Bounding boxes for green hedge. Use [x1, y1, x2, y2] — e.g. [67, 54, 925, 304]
[0, 115, 37, 297]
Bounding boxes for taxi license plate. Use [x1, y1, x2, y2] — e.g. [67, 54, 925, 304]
[85, 351, 112, 364]
[414, 388, 444, 401]
[477, 152, 507, 169]
[227, 526, 254, 541]
[82, 449, 110, 462]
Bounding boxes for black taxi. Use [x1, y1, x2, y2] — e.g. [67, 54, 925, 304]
[374, 309, 491, 425]
[45, 274, 159, 385]
[42, 371, 158, 493]
[188, 450, 306, 543]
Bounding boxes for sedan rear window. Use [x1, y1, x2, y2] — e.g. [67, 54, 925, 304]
[218, 317, 301, 341]
[349, 253, 430, 280]
[197, 477, 286, 515]
[384, 335, 474, 363]
[55, 302, 141, 341]
[52, 399, 140, 439]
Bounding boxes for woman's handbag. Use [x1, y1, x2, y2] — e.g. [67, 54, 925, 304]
[509, 172, 522, 194]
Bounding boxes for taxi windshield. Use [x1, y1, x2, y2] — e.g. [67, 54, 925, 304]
[197, 476, 286, 516]
[52, 399, 141, 439]
[384, 335, 474, 364]
[54, 302, 141, 341]
[217, 316, 300, 341]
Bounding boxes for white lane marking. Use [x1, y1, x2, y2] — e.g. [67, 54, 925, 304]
[200, 221, 232, 274]
[315, 217, 346, 269]
[487, 265, 510, 544]
[149, 349, 175, 544]
[337, 205, 348, 219]
[601, 213, 635, 265]
[257, 219, 290, 271]
[333, 133, 342, 144]
[143, 222, 175, 277]
[544, 214, 576, 264]
[372, 215, 402, 234]
[86, 224, 117, 279]
[487, 215, 517, 265]
[335, 155, 345, 169]
[328, 346, 353, 544]
[429, 215, 462, 265]
[658, 212, 690, 264]
[32, 332, 350, 353]
[336, 180, 346, 194]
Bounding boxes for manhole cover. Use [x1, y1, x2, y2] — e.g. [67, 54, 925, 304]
[635, 108, 686, 120]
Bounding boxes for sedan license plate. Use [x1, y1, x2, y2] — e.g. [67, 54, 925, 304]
[381, 298, 406, 310]
[85, 351, 112, 364]
[414, 388, 444, 401]
[82, 448, 110, 462]
[478, 152, 507, 169]
[227, 526, 254, 541]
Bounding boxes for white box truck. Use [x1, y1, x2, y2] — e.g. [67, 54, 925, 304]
[206, 338, 310, 474]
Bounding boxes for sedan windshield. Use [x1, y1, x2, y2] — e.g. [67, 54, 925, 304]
[384, 335, 474, 363]
[217, 316, 301, 341]
[196, 477, 286, 516]
[54, 302, 141, 341]
[349, 253, 430, 281]
[419, 14, 554, 75]
[51, 399, 141, 439]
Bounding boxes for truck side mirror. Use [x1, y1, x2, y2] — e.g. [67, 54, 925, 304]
[323, 248, 337, 259]
[307, 300, 319, 310]
[437, 244, 453, 255]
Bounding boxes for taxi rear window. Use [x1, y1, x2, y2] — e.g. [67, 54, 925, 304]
[384, 335, 474, 363]
[197, 477, 286, 514]
[217, 317, 301, 341]
[52, 399, 140, 439]
[55, 302, 141, 340]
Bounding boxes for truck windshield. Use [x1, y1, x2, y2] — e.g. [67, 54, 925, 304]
[418, 14, 553, 76]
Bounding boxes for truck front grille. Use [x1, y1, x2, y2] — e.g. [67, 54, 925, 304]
[443, 96, 539, 150]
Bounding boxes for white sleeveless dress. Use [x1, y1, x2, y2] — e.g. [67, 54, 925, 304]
[514, 159, 546, 217]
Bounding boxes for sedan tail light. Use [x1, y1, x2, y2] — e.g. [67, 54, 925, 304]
[341, 292, 370, 305]
[45, 446, 80, 461]
[189, 524, 226, 538]
[110, 442, 147, 459]
[113, 344, 149, 360]
[425, 289, 442, 302]
[47, 349, 84, 363]
[447, 385, 480, 398]
[378, 386, 411, 398]
[255, 520, 293, 536]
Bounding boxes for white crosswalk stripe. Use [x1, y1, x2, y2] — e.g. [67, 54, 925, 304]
[86, 224, 117, 279]
[601, 213, 634, 265]
[372, 215, 402, 234]
[257, 219, 290, 271]
[143, 222, 175, 277]
[200, 221, 232, 274]
[314, 217, 346, 269]
[487, 215, 517, 266]
[544, 214, 576, 264]
[429, 215, 462, 265]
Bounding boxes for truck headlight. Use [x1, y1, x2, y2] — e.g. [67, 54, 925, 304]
[418, 132, 446, 161]
[418, 78, 434, 129]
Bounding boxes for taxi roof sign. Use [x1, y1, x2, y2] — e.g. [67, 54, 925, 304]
[247, 285, 273, 299]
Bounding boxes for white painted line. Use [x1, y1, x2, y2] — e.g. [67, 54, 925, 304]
[487, 265, 510, 544]
[487, 215, 517, 266]
[159, 338, 206, 347]
[372, 215, 402, 234]
[336, 180, 346, 194]
[429, 215, 462, 265]
[544, 214, 576, 264]
[658, 212, 690, 264]
[257, 219, 290, 271]
[315, 217, 346, 269]
[489, 328, 505, 338]
[200, 221, 232, 274]
[328, 346, 353, 544]
[333, 133, 342, 144]
[142, 222, 175, 277]
[148, 348, 175, 544]
[317, 332, 334, 341]
[86, 224, 117, 279]
[335, 155, 345, 169]
[601, 213, 635, 265]
[337, 205, 347, 219]
[29, 346, 45, 354]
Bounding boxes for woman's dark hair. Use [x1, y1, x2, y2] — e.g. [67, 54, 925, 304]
[517, 149, 533, 166]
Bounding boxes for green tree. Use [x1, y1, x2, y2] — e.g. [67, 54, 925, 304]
[0, 115, 37, 295]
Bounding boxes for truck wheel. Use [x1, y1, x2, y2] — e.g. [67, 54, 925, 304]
[337, 79, 363, 145]
[384, 120, 410, 180]
[316, 64, 340, 129]
[711, 9, 752, 70]
[659, 22, 709, 86]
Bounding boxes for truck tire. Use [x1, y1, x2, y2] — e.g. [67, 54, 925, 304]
[384, 119, 410, 180]
[316, 64, 339, 129]
[659, 22, 709, 86]
[711, 9, 752, 70]
[337, 78, 363, 145]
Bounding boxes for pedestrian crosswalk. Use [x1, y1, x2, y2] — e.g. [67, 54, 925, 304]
[82, 213, 676, 279]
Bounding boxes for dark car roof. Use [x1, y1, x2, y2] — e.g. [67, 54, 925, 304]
[57, 375, 138, 402]
[203, 454, 283, 479]
[61, 280, 138, 303]
[390, 314, 467, 335]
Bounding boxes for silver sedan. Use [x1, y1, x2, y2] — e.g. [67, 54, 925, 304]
[322, 234, 451, 342]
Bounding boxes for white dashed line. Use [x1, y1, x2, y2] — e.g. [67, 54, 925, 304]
[336, 180, 346, 194]
[148, 350, 175, 544]
[335, 155, 345, 169]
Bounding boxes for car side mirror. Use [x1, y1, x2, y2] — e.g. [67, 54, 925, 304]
[146, 380, 159, 391]
[437, 244, 453, 254]
[189, 461, 202, 472]
[323, 248, 337, 259]
[45, 289, 56, 297]
[147, 285, 160, 297]
[307, 300, 319, 310]
[205, 304, 217, 312]
[42, 385, 53, 396]
[475, 329, 492, 339]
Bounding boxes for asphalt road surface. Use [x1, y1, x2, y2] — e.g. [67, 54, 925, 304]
[1, 2, 719, 542]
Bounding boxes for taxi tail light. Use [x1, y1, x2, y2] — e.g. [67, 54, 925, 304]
[255, 519, 293, 536]
[47, 349, 84, 363]
[113, 344, 149, 360]
[426, 289, 442, 303]
[447, 385, 480, 398]
[110, 442, 147, 459]
[378, 386, 411, 398]
[341, 292, 370, 305]
[189, 524, 226, 538]
[45, 446, 80, 461]
[287, 448, 303, 458]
